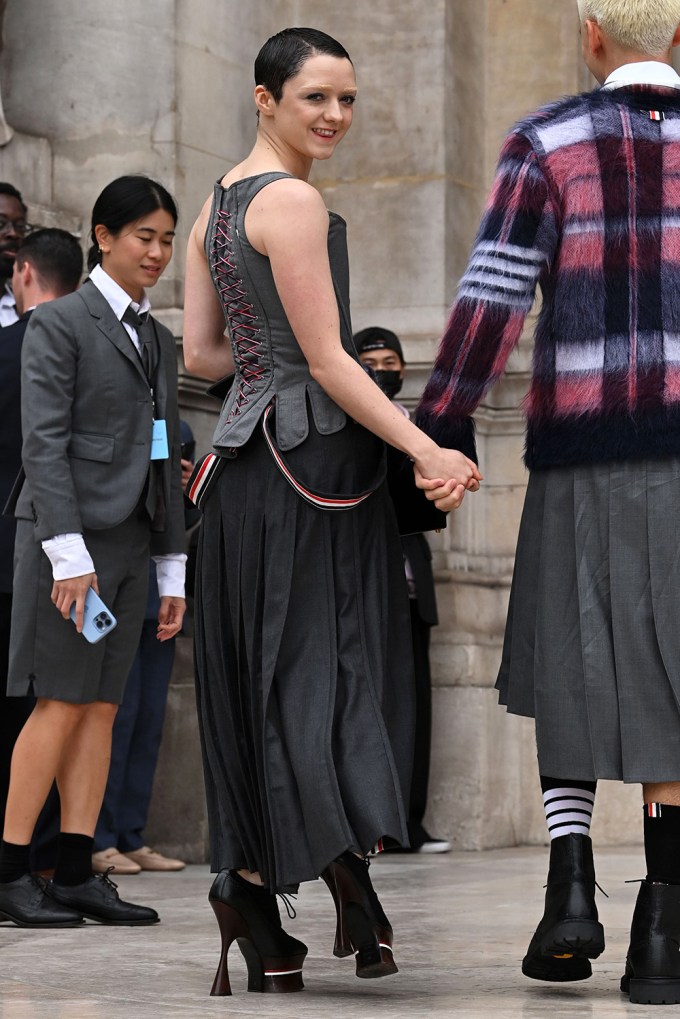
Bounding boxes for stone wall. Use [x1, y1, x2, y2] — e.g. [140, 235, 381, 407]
[0, 1, 642, 859]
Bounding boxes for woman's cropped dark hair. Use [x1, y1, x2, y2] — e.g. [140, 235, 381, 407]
[254, 27, 352, 102]
[87, 175, 178, 272]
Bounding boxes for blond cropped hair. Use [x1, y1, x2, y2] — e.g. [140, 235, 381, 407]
[577, 0, 680, 55]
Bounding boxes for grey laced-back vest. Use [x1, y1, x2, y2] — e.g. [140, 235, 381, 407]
[206, 172, 359, 454]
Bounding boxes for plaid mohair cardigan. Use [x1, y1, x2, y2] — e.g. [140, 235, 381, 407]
[417, 84, 680, 469]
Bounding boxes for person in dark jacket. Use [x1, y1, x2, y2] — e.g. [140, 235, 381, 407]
[355, 326, 450, 854]
[0, 228, 83, 836]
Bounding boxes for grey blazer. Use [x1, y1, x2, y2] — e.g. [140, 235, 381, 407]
[13, 279, 185, 556]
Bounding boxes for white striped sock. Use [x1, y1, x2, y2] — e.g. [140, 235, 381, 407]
[543, 786, 595, 840]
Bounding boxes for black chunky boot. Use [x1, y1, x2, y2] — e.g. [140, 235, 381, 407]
[522, 833, 604, 982]
[621, 880, 680, 1005]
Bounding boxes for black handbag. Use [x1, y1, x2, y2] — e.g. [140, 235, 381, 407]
[385, 444, 447, 536]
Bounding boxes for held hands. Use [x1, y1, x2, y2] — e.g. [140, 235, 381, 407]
[157, 595, 186, 643]
[414, 449, 483, 512]
[51, 572, 98, 633]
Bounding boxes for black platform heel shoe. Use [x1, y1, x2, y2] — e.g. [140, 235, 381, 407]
[620, 880, 680, 1005]
[522, 833, 605, 982]
[208, 871, 307, 996]
[321, 851, 398, 979]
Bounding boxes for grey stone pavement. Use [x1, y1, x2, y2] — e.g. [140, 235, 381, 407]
[0, 846, 661, 1018]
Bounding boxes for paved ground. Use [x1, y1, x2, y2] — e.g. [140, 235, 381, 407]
[0, 845, 663, 1017]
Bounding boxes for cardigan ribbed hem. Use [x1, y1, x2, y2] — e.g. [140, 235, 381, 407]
[525, 407, 680, 470]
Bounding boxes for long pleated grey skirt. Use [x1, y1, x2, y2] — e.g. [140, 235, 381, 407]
[496, 457, 680, 784]
[193, 420, 414, 891]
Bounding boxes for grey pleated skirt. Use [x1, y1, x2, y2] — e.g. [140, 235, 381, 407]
[496, 457, 680, 783]
[193, 420, 414, 892]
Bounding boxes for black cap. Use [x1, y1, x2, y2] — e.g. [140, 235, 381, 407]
[353, 326, 405, 364]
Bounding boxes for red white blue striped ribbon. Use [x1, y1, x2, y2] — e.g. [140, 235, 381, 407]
[187, 452, 227, 509]
[261, 403, 379, 511]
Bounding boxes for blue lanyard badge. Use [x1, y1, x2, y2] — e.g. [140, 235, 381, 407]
[151, 419, 169, 460]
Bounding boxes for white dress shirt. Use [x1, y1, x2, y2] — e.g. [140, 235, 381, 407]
[603, 61, 680, 91]
[41, 265, 186, 597]
[0, 282, 18, 326]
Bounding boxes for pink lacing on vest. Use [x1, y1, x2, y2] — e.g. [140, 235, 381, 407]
[212, 210, 265, 420]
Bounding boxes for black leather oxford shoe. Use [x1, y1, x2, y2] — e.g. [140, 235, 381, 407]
[49, 871, 160, 926]
[0, 873, 84, 928]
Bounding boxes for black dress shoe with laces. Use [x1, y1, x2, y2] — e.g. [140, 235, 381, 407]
[49, 870, 160, 926]
[0, 873, 84, 927]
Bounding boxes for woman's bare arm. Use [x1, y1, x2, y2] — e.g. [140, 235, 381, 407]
[247, 178, 481, 491]
[183, 196, 234, 381]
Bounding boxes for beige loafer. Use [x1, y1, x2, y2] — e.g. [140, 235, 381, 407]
[124, 846, 186, 872]
[92, 847, 142, 875]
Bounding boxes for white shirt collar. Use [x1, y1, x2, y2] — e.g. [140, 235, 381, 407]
[0, 282, 18, 327]
[603, 61, 680, 91]
[89, 263, 152, 320]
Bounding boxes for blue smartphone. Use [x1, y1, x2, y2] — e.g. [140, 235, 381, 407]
[69, 588, 117, 644]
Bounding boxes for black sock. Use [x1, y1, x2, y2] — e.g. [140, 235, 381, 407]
[53, 833, 94, 887]
[0, 840, 30, 883]
[540, 775, 597, 840]
[643, 803, 680, 884]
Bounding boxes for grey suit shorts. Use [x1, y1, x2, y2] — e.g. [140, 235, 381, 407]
[8, 508, 151, 704]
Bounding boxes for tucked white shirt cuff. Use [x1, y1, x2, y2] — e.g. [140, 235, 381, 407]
[152, 553, 187, 599]
[41, 533, 95, 580]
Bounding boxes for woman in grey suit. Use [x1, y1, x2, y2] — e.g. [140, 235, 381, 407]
[0, 176, 186, 928]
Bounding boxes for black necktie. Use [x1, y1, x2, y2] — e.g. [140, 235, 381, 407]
[122, 304, 153, 378]
[122, 304, 165, 530]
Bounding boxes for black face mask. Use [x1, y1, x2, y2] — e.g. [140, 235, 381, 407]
[374, 370, 403, 401]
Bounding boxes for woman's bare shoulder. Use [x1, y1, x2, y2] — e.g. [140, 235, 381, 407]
[250, 176, 328, 225]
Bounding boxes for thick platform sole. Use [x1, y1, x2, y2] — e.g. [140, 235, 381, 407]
[209, 898, 306, 996]
[355, 942, 399, 979]
[538, 919, 605, 960]
[239, 939, 306, 993]
[522, 952, 592, 982]
[522, 918, 604, 982]
[621, 974, 680, 1005]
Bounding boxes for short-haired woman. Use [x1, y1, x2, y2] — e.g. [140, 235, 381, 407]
[184, 27, 480, 995]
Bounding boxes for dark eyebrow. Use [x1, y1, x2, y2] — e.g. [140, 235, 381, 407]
[302, 84, 358, 94]
[136, 226, 176, 237]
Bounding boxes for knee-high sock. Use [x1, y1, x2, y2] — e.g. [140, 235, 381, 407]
[540, 776, 596, 840]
